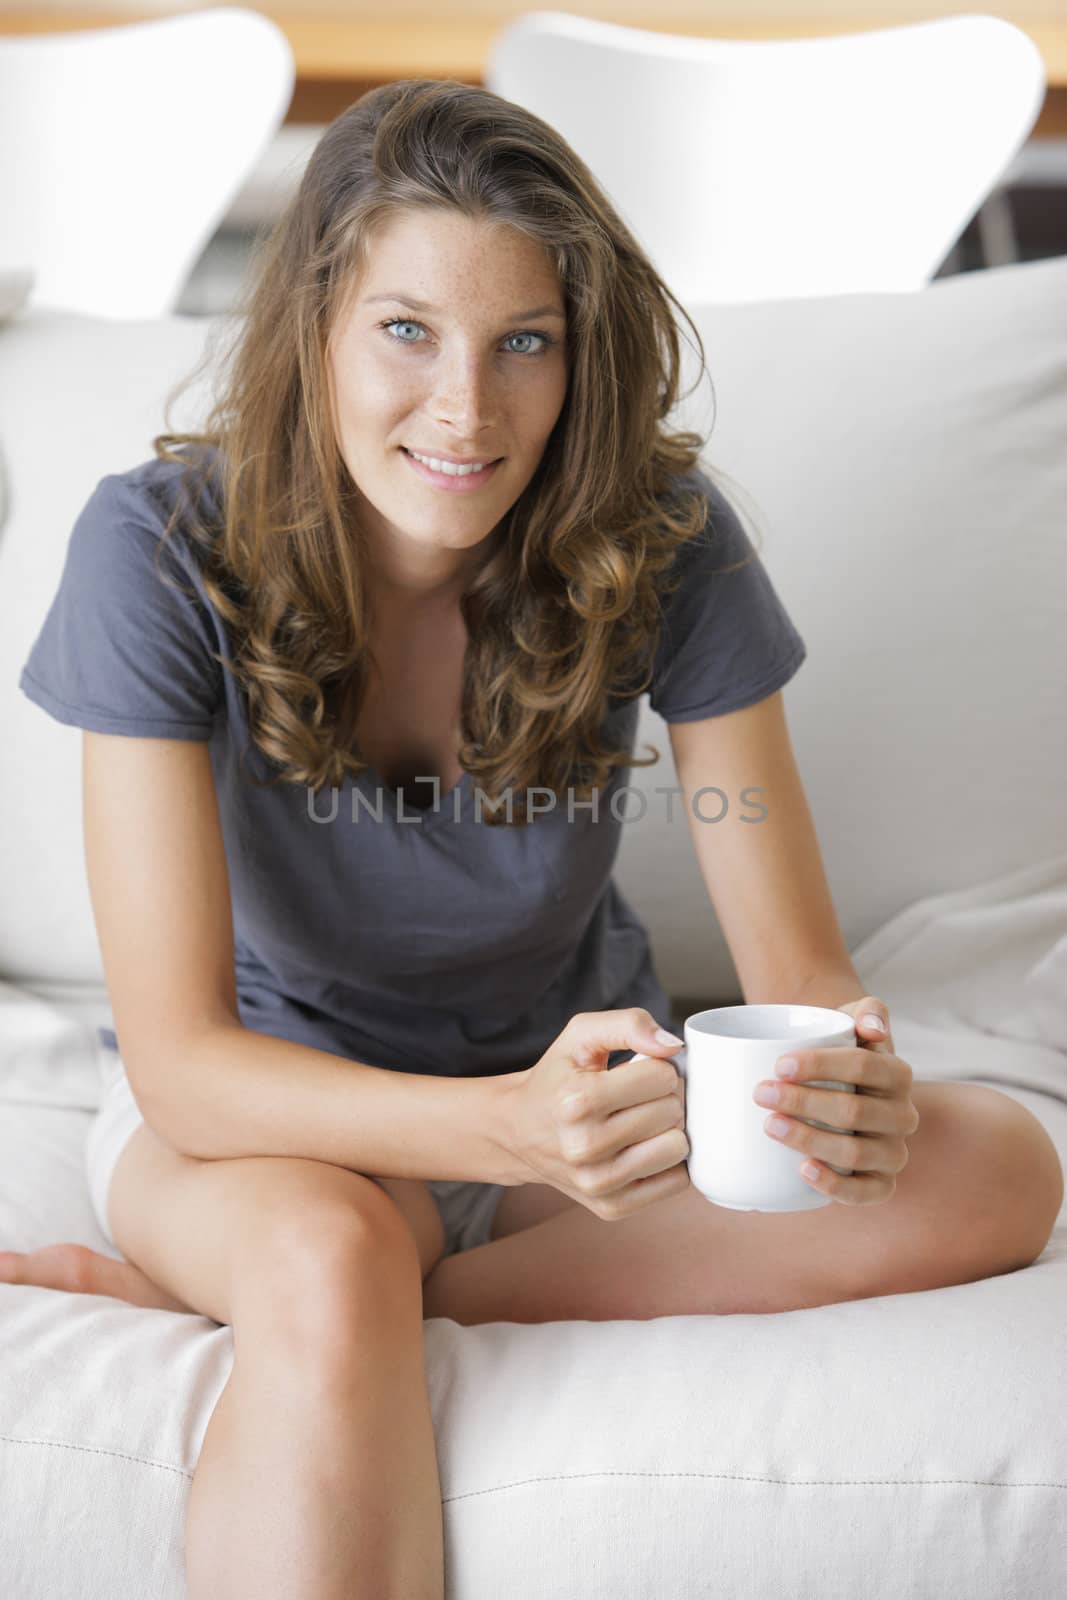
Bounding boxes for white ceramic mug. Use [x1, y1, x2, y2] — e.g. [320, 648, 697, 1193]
[635, 1003, 857, 1212]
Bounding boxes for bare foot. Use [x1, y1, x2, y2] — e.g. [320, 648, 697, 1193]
[0, 1244, 190, 1312]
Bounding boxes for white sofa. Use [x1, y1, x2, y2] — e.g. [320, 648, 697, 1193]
[1, 254, 1065, 1597]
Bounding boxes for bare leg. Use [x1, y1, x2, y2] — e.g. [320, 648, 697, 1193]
[424, 1083, 1063, 1325]
[186, 1226, 444, 1600]
[0, 1123, 446, 1600]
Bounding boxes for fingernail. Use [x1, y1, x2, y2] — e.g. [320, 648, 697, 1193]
[654, 1027, 684, 1048]
[776, 1057, 799, 1077]
[860, 1014, 887, 1033]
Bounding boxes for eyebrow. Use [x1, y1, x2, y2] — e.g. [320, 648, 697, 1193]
[363, 293, 566, 321]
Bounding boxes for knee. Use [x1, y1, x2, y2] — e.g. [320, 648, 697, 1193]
[230, 1162, 422, 1339]
[994, 1095, 1064, 1267]
[274, 1170, 420, 1283]
[944, 1087, 1063, 1275]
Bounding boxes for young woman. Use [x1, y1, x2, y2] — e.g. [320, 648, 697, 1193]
[7, 78, 1060, 1600]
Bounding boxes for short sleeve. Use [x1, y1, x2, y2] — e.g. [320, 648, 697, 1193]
[648, 471, 807, 722]
[18, 467, 223, 739]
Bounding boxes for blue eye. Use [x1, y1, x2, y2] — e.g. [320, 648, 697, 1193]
[377, 318, 555, 356]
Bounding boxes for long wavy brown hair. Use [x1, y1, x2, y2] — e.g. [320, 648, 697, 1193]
[152, 78, 756, 824]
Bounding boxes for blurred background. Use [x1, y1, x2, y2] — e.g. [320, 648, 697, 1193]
[3, 0, 1065, 317]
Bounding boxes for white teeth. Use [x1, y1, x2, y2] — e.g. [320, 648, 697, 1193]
[408, 450, 491, 477]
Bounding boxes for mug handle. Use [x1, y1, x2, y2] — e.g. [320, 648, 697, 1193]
[629, 1047, 687, 1077]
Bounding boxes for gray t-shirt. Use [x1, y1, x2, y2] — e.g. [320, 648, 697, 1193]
[19, 454, 806, 1080]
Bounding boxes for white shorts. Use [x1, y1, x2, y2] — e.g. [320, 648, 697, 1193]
[84, 1041, 507, 1260]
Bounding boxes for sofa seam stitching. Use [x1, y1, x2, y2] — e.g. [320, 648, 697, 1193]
[0, 1432, 191, 1479]
[441, 1470, 1067, 1500]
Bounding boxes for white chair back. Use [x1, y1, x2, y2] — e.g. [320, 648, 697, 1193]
[0, 7, 294, 318]
[485, 11, 1046, 303]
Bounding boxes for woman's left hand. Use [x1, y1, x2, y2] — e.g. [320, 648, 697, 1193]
[752, 996, 920, 1206]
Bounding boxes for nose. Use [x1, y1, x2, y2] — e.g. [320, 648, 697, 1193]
[429, 347, 500, 439]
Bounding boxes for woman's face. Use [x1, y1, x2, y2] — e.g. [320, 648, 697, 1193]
[327, 209, 570, 595]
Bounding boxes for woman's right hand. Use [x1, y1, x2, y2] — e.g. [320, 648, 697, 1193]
[501, 1009, 691, 1220]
